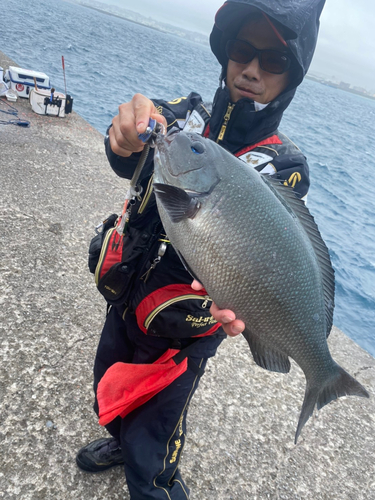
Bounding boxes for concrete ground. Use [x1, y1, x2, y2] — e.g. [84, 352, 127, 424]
[1, 51, 374, 500]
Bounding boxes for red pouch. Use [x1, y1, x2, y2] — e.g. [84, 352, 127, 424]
[97, 348, 188, 425]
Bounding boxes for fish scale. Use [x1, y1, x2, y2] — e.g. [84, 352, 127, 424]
[153, 130, 369, 442]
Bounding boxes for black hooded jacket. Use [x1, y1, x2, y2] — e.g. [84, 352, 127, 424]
[107, 0, 326, 196]
[102, 0, 325, 326]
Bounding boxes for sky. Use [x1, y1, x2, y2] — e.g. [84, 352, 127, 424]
[103, 0, 375, 91]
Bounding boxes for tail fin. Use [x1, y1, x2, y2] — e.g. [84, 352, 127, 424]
[295, 363, 369, 443]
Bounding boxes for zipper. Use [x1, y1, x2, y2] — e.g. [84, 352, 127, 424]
[94, 227, 117, 286]
[144, 295, 211, 330]
[217, 103, 235, 143]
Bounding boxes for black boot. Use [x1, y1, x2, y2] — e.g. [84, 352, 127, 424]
[76, 437, 124, 473]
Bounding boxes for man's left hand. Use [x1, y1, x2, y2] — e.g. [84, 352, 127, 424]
[191, 280, 245, 337]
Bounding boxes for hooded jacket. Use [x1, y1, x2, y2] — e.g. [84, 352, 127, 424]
[208, 0, 325, 147]
[102, 0, 325, 335]
[107, 0, 326, 195]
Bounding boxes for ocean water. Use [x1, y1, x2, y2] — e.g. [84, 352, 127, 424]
[1, 0, 374, 356]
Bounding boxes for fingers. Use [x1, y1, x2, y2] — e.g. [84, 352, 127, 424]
[151, 112, 168, 132]
[109, 117, 142, 157]
[191, 279, 203, 291]
[133, 93, 155, 134]
[109, 93, 166, 158]
[190, 280, 245, 337]
[210, 302, 245, 337]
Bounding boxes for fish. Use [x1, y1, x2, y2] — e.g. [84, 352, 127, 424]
[152, 129, 369, 443]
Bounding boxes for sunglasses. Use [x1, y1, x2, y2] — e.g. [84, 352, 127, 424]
[225, 39, 291, 75]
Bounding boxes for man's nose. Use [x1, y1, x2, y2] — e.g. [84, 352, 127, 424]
[242, 55, 262, 79]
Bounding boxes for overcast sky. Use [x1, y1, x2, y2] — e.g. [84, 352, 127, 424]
[105, 0, 375, 91]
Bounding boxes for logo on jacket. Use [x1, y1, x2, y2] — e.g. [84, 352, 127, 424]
[167, 97, 187, 105]
[238, 151, 274, 168]
[182, 110, 205, 134]
[284, 172, 302, 188]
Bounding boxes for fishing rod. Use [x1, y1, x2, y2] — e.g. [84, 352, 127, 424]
[61, 56, 73, 114]
[61, 56, 67, 97]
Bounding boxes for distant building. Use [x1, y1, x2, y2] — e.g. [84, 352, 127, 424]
[353, 86, 369, 94]
[339, 82, 351, 90]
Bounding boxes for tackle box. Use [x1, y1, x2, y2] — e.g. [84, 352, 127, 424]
[4, 66, 51, 98]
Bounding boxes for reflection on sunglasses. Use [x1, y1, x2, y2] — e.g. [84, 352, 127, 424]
[226, 39, 291, 75]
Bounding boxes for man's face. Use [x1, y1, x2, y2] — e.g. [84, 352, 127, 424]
[226, 18, 291, 104]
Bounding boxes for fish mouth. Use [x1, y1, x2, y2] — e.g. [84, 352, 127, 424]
[157, 126, 179, 145]
[154, 127, 179, 151]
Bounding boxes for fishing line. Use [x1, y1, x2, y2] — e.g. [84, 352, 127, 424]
[0, 98, 30, 127]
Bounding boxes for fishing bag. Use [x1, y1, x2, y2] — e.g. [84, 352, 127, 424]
[88, 212, 162, 306]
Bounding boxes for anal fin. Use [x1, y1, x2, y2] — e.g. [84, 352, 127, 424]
[243, 328, 291, 374]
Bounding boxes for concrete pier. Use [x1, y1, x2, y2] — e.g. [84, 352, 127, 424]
[1, 51, 374, 500]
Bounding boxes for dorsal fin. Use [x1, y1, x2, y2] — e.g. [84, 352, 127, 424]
[262, 176, 335, 337]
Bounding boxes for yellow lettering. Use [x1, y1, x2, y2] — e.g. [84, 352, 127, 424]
[167, 97, 187, 105]
[169, 439, 182, 464]
[186, 314, 218, 328]
[284, 172, 302, 188]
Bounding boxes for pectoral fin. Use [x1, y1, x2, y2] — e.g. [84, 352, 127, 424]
[153, 183, 201, 223]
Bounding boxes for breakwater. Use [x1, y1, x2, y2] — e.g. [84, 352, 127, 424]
[0, 50, 374, 500]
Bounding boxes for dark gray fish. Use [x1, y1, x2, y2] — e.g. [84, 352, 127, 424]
[153, 129, 369, 443]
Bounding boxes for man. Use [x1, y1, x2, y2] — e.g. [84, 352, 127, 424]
[76, 1, 325, 498]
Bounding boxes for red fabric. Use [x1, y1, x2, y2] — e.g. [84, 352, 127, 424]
[99, 229, 123, 280]
[189, 324, 221, 337]
[97, 349, 188, 426]
[235, 134, 283, 157]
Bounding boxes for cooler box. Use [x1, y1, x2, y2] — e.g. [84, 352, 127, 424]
[4, 66, 50, 98]
[29, 88, 66, 117]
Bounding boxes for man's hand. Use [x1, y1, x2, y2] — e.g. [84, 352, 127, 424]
[191, 280, 245, 337]
[109, 93, 167, 157]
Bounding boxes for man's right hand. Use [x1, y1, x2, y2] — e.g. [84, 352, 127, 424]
[108, 93, 167, 158]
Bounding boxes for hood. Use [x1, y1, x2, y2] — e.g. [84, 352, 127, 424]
[210, 0, 326, 90]
[208, 0, 325, 148]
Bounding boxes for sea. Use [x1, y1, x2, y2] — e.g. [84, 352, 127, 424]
[1, 0, 374, 357]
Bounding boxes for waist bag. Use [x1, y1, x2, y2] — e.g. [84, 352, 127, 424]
[134, 283, 221, 338]
[88, 213, 162, 306]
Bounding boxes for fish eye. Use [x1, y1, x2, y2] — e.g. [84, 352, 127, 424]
[190, 141, 205, 154]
